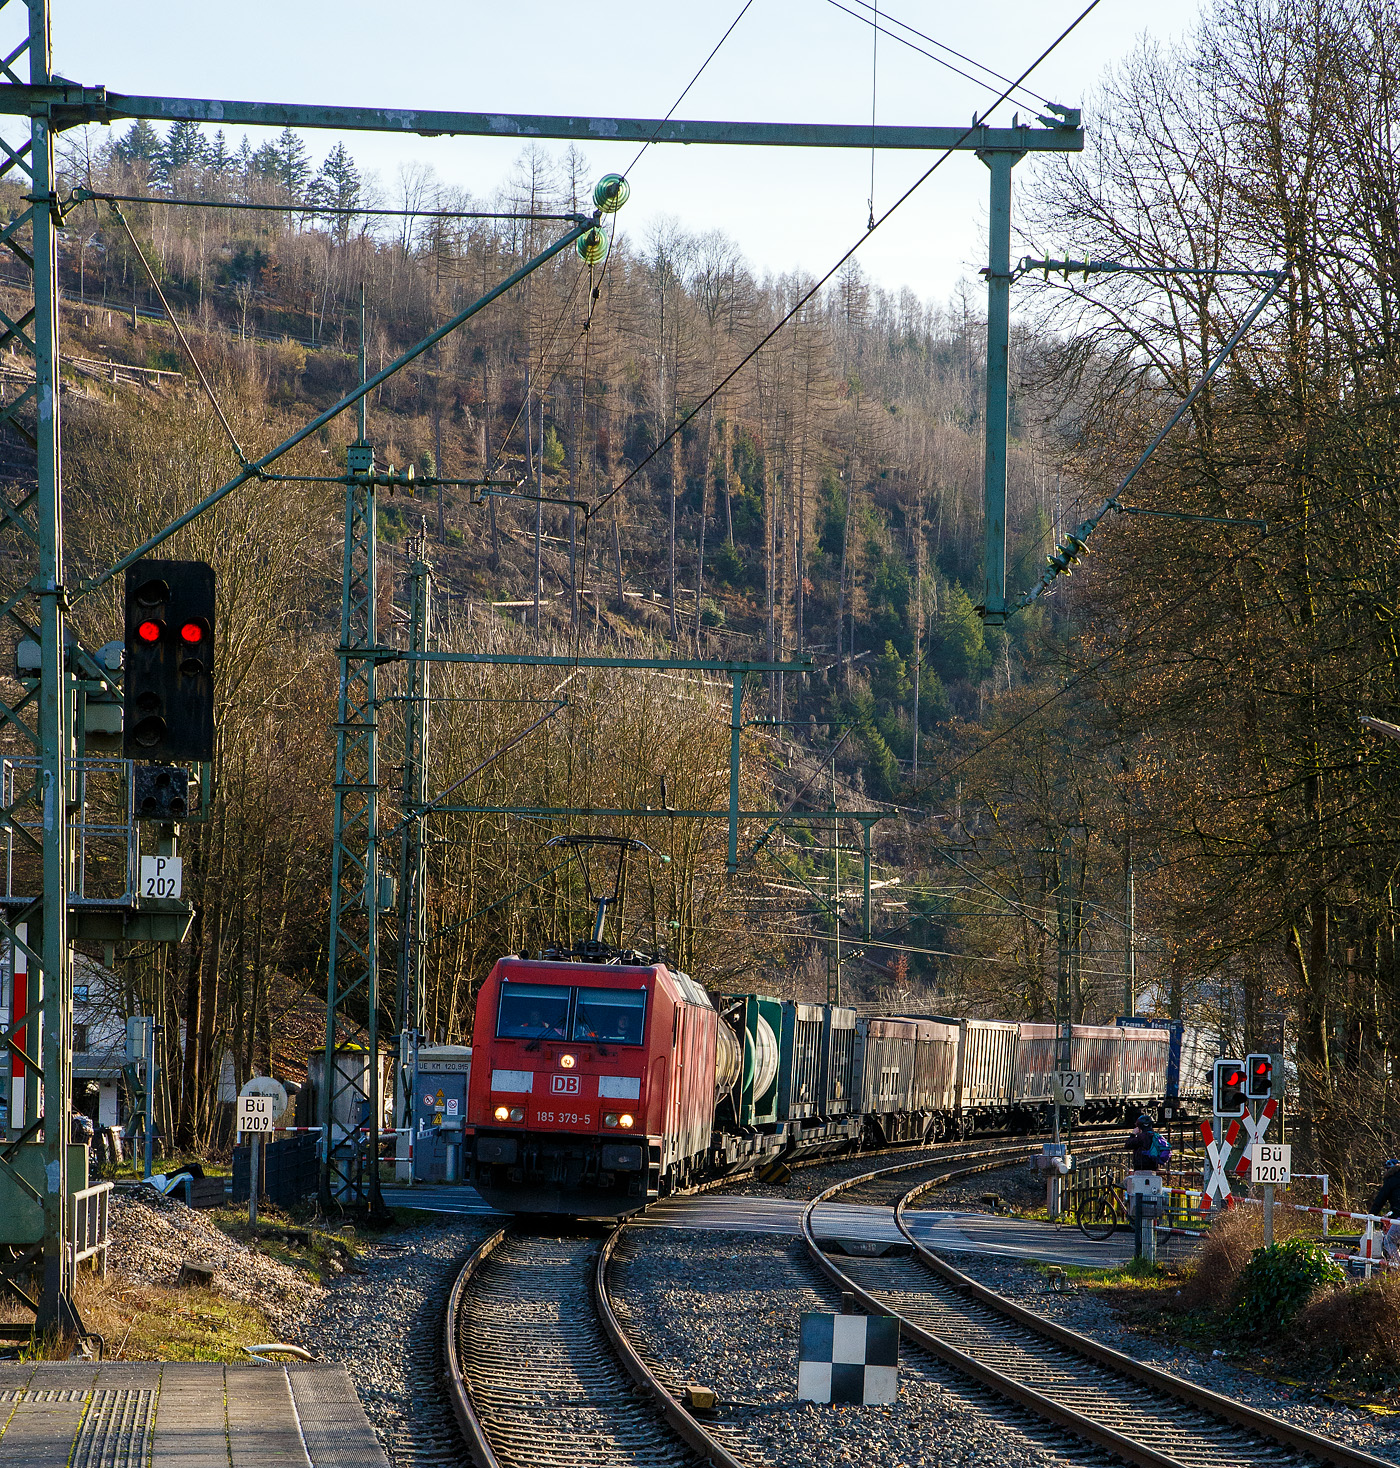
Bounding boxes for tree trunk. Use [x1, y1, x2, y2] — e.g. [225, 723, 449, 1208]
[668, 438, 680, 641]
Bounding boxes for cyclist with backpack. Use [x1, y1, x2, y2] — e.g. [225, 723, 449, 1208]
[1128, 1114, 1171, 1172]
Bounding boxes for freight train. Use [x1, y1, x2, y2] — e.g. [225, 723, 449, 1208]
[464, 951, 1210, 1217]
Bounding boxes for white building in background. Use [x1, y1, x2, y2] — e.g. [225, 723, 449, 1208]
[72, 954, 127, 1128]
[1, 938, 128, 1134]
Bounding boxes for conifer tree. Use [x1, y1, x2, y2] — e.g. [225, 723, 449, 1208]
[160, 120, 207, 180]
[117, 119, 161, 169]
[307, 141, 362, 241]
[272, 127, 311, 201]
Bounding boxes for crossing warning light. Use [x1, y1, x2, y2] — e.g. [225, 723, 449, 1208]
[1245, 1053, 1275, 1100]
[1213, 1057, 1247, 1117]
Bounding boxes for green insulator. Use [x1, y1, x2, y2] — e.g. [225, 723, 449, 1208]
[577, 226, 609, 265]
[593, 173, 630, 213]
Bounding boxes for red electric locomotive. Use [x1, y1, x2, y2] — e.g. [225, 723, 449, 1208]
[465, 954, 731, 1216]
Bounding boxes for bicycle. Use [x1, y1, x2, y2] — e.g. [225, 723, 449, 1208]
[1076, 1177, 1130, 1240]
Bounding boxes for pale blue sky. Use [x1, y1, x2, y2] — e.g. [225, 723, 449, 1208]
[42, 0, 1198, 305]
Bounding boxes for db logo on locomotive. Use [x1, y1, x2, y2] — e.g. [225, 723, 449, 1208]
[551, 1074, 581, 1095]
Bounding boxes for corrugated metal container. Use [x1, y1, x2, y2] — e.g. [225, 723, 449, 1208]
[854, 1017, 919, 1115]
[888, 1018, 960, 1112]
[821, 1006, 857, 1116]
[958, 1019, 1019, 1109]
[778, 1001, 826, 1120]
[1070, 1025, 1124, 1099]
[1014, 1023, 1058, 1104]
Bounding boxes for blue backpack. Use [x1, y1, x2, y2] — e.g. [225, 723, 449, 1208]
[1148, 1132, 1171, 1165]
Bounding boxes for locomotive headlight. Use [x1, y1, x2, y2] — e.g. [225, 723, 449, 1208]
[559, 1053, 576, 1069]
[509, 1107, 525, 1122]
[618, 1113, 634, 1129]
[603, 1112, 619, 1128]
[494, 1106, 510, 1121]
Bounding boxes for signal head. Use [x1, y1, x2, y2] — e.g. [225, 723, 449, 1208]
[1245, 1052, 1274, 1099]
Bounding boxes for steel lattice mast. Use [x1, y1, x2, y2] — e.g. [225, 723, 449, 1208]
[320, 293, 384, 1213]
[396, 547, 432, 1042]
[0, 0, 78, 1329]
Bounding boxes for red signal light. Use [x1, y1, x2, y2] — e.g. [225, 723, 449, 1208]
[179, 623, 203, 644]
[136, 620, 161, 642]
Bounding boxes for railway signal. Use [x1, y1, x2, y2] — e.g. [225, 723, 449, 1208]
[1244, 1052, 1275, 1100]
[123, 559, 215, 762]
[1213, 1057, 1247, 1117]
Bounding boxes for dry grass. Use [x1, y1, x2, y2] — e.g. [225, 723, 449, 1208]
[1, 1265, 274, 1361]
[1291, 1271, 1400, 1384]
[1174, 1205, 1308, 1311]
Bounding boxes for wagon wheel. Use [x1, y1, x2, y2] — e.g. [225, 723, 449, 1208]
[1076, 1189, 1119, 1241]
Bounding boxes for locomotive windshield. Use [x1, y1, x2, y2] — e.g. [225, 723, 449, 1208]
[495, 980, 646, 1044]
[496, 982, 570, 1039]
[572, 986, 647, 1045]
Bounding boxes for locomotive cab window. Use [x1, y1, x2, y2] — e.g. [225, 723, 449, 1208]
[497, 982, 570, 1039]
[572, 986, 646, 1045]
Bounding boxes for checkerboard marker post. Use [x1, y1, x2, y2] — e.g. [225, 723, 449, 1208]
[797, 1312, 899, 1404]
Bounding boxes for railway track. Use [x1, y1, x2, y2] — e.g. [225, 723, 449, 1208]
[444, 1226, 740, 1468]
[803, 1155, 1394, 1468]
[441, 1135, 1058, 1468]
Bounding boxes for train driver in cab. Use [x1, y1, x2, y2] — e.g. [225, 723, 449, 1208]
[526, 1005, 564, 1039]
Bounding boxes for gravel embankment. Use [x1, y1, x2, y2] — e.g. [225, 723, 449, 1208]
[724, 1148, 1048, 1207]
[108, 1189, 322, 1334]
[942, 1251, 1400, 1464]
[296, 1216, 493, 1467]
[611, 1226, 1107, 1468]
[726, 1157, 1049, 1223]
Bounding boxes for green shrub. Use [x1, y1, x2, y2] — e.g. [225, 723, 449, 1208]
[699, 597, 725, 627]
[712, 540, 746, 587]
[1235, 1238, 1345, 1333]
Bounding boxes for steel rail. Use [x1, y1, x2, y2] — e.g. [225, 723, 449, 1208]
[441, 1133, 1136, 1468]
[799, 1150, 1393, 1468]
[596, 1225, 748, 1468]
[444, 1223, 738, 1468]
[893, 1178, 1392, 1468]
[443, 1225, 509, 1468]
[800, 1153, 1192, 1468]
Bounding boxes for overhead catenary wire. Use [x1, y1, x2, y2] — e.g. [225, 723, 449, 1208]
[830, 0, 1056, 109]
[938, 503, 1301, 782]
[588, 0, 1104, 524]
[621, 0, 758, 181]
[107, 200, 250, 468]
[70, 188, 588, 224]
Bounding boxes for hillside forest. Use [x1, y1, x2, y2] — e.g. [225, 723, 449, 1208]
[8, 0, 1400, 1188]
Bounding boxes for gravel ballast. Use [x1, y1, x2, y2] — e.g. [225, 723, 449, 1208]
[612, 1225, 1106, 1468]
[938, 1248, 1400, 1464]
[296, 1215, 492, 1466]
[108, 1189, 322, 1334]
